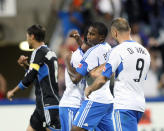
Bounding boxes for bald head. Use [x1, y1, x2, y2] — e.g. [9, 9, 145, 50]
[111, 17, 131, 32]
[110, 17, 132, 44]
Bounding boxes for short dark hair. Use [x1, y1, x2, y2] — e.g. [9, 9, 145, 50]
[111, 17, 131, 32]
[90, 22, 108, 39]
[27, 24, 46, 42]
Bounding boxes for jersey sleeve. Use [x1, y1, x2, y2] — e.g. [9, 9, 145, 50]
[18, 48, 46, 89]
[71, 51, 79, 68]
[76, 50, 98, 76]
[71, 48, 84, 68]
[102, 48, 122, 79]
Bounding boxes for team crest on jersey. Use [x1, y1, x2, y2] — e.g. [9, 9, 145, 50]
[78, 63, 83, 68]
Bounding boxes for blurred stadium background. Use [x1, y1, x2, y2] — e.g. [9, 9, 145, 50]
[0, 0, 164, 130]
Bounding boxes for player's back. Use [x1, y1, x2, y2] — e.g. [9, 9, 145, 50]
[59, 48, 86, 108]
[30, 45, 59, 109]
[112, 40, 151, 112]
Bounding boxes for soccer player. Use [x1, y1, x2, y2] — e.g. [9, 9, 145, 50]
[59, 30, 91, 131]
[85, 17, 151, 131]
[66, 22, 114, 131]
[7, 25, 60, 131]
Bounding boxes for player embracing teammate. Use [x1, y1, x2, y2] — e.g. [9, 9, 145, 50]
[7, 17, 150, 131]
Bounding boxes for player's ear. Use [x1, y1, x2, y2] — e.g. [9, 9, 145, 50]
[30, 34, 35, 40]
[111, 28, 117, 39]
[115, 30, 118, 38]
[112, 27, 117, 33]
[111, 29, 115, 37]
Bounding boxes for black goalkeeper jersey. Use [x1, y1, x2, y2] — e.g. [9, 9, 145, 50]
[20, 45, 59, 110]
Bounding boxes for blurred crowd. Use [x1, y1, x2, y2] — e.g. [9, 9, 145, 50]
[54, 0, 164, 98]
[1, 0, 164, 100]
[0, 74, 7, 99]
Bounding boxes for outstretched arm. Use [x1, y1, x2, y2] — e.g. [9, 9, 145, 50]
[7, 49, 46, 101]
[7, 64, 38, 101]
[7, 85, 20, 101]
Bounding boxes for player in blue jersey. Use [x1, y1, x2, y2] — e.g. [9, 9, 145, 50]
[85, 17, 151, 131]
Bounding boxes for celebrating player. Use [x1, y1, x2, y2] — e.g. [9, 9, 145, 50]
[85, 17, 151, 131]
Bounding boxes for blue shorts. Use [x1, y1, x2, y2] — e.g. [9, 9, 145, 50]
[59, 107, 79, 131]
[73, 100, 114, 131]
[114, 109, 143, 131]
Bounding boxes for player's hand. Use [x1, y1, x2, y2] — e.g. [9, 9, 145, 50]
[7, 90, 15, 101]
[69, 30, 80, 38]
[17, 55, 29, 68]
[69, 30, 82, 47]
[85, 87, 93, 98]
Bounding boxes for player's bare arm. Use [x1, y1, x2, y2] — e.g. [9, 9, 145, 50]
[89, 64, 115, 88]
[66, 62, 83, 84]
[89, 63, 105, 78]
[7, 85, 20, 101]
[85, 75, 108, 98]
[7, 55, 29, 101]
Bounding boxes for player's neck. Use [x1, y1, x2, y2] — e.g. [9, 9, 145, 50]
[33, 42, 45, 49]
[118, 34, 132, 44]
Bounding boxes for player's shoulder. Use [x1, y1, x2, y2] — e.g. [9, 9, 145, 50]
[119, 40, 144, 50]
[73, 48, 83, 56]
[36, 45, 49, 54]
[72, 48, 84, 59]
[99, 42, 111, 49]
[38, 45, 58, 60]
[82, 43, 100, 60]
[134, 42, 150, 55]
[110, 44, 122, 53]
[83, 42, 111, 59]
[137, 42, 148, 51]
[31, 45, 47, 57]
